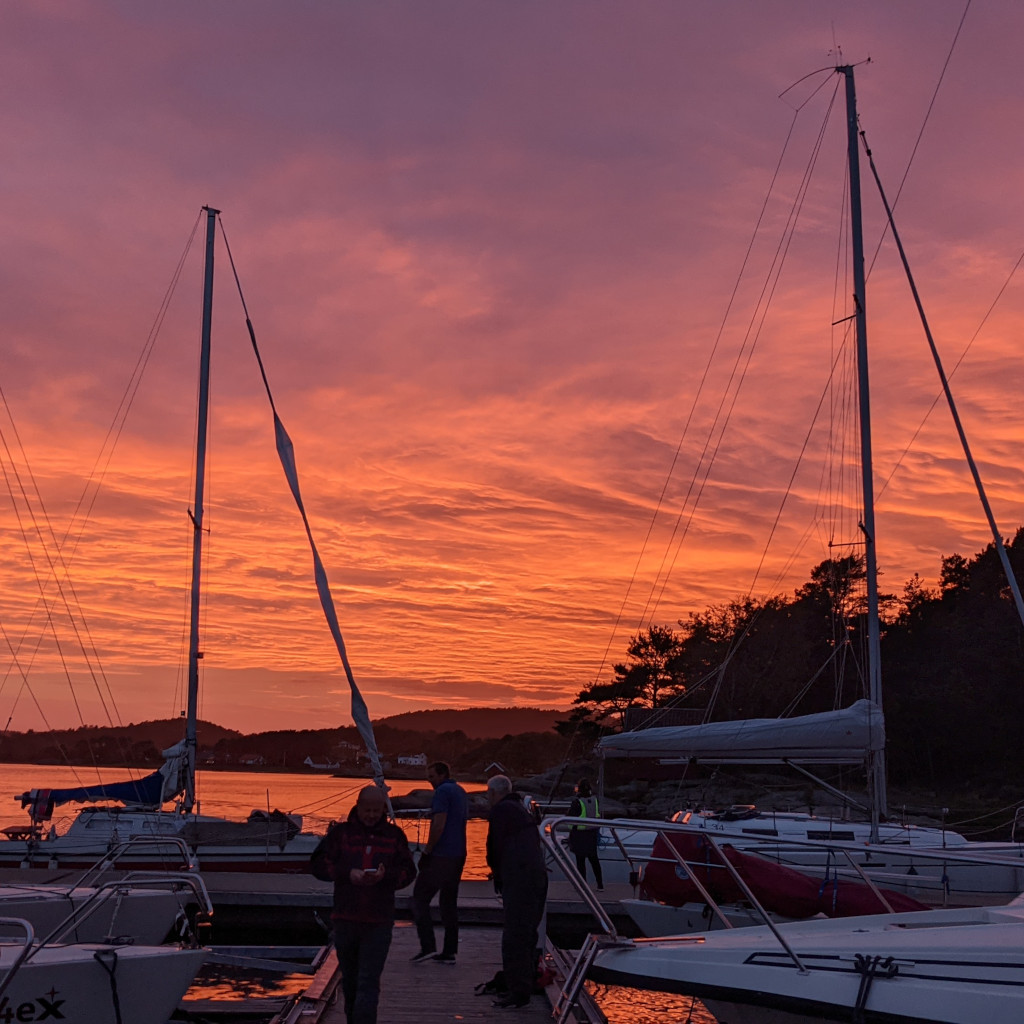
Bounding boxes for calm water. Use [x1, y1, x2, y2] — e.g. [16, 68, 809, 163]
[0, 764, 716, 1020]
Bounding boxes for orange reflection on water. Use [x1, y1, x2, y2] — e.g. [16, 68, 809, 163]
[589, 984, 718, 1023]
[184, 963, 311, 1003]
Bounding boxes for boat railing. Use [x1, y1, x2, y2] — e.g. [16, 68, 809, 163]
[1012, 806, 1024, 844]
[542, 814, 1024, 980]
[23, 872, 214, 951]
[75, 834, 197, 882]
[0, 918, 35, 1001]
[543, 816, 812, 973]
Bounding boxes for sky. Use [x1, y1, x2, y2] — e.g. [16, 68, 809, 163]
[1, 1, 1023, 734]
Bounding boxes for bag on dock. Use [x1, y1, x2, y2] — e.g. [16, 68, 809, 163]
[474, 959, 555, 997]
[474, 970, 507, 997]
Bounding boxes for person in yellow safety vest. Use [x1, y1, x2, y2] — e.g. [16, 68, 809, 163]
[568, 778, 604, 891]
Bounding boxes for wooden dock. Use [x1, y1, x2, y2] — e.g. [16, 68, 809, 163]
[0, 868, 639, 943]
[0, 866, 610, 1021]
[276, 922, 604, 1024]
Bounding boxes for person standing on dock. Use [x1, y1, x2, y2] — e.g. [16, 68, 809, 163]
[411, 760, 469, 964]
[485, 774, 548, 1010]
[310, 785, 416, 1024]
[568, 777, 604, 890]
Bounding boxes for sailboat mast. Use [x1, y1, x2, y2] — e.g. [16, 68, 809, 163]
[840, 67, 887, 835]
[184, 205, 219, 815]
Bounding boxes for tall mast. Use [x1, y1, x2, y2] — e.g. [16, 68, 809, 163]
[184, 205, 219, 814]
[840, 66, 886, 836]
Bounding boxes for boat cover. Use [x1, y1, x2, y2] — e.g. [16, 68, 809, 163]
[16, 740, 187, 815]
[642, 831, 927, 917]
[18, 771, 167, 814]
[596, 699, 883, 764]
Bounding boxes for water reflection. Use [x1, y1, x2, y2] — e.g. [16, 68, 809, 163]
[185, 964, 310, 1002]
[590, 984, 717, 1023]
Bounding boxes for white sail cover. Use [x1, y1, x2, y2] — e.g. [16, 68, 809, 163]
[596, 699, 884, 765]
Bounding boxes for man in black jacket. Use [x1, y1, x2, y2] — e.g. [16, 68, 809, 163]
[310, 786, 416, 1024]
[485, 774, 548, 1009]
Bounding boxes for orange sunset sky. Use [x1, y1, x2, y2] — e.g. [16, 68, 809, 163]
[2, 1, 1023, 734]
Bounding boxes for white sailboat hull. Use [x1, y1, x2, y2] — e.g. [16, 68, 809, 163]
[0, 942, 205, 1024]
[592, 903, 1024, 1024]
[0, 886, 185, 944]
[620, 897, 809, 937]
[566, 809, 1024, 903]
[0, 807, 320, 873]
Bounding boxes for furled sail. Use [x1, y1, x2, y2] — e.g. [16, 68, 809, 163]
[223, 225, 388, 797]
[596, 699, 883, 765]
[270, 410, 387, 788]
[16, 740, 188, 817]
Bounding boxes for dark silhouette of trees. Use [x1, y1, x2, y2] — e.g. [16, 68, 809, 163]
[578, 535, 1024, 792]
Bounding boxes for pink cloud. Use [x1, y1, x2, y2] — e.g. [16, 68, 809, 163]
[1, 2, 1023, 731]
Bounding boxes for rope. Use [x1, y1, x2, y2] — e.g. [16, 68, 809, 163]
[862, 135, 1024, 630]
[0, 211, 200, 779]
[93, 948, 124, 1024]
[852, 954, 897, 1023]
[215, 215, 392, 812]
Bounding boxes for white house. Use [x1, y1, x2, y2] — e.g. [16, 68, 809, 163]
[397, 753, 428, 767]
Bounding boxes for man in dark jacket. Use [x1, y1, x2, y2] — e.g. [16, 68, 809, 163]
[310, 785, 416, 1024]
[485, 774, 548, 1009]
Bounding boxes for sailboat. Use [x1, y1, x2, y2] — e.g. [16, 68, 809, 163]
[591, 899, 1024, 1024]
[0, 207, 387, 872]
[584, 60, 1024, 906]
[579, 62, 1024, 1021]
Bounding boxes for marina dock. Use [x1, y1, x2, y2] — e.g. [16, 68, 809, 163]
[0, 868, 637, 943]
[202, 874, 638, 943]
[0, 866, 615, 1021]
[276, 922, 605, 1024]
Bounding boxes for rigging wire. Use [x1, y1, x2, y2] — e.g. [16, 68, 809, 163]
[862, 133, 1024, 628]
[878, 245, 1024, 504]
[584, 106, 807, 694]
[864, 0, 973, 276]
[644, 78, 841, 636]
[589, 72, 845, 734]
[0, 213, 201, 779]
[615, 13, 976, 725]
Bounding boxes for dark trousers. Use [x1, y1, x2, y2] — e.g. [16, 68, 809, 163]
[501, 876, 548, 1002]
[569, 828, 603, 887]
[334, 918, 393, 1024]
[412, 853, 465, 956]
[574, 850, 603, 887]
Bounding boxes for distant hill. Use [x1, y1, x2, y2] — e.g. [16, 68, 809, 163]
[0, 719, 240, 766]
[375, 707, 566, 739]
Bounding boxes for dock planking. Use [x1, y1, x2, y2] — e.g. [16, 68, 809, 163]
[318, 921, 554, 1023]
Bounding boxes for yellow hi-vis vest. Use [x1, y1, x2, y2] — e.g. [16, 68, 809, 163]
[571, 794, 599, 828]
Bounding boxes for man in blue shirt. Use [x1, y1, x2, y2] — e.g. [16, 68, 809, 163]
[410, 761, 468, 964]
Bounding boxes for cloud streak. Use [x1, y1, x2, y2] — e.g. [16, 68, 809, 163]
[1, 2, 1023, 732]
